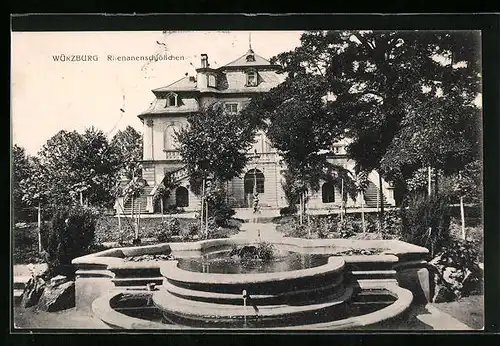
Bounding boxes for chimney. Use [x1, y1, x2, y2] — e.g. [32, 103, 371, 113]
[200, 53, 209, 68]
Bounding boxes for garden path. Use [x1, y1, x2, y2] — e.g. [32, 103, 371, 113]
[231, 222, 284, 242]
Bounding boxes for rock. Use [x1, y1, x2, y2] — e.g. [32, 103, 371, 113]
[50, 275, 68, 286]
[432, 284, 454, 303]
[38, 281, 75, 312]
[21, 277, 46, 308]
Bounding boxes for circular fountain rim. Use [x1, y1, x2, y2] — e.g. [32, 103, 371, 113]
[160, 256, 345, 285]
[92, 283, 414, 330]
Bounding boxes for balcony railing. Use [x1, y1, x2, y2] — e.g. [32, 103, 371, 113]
[164, 150, 181, 161]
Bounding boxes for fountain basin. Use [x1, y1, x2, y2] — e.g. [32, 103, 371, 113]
[92, 280, 413, 330]
[72, 236, 429, 326]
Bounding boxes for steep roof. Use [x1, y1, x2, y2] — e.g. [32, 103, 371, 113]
[153, 76, 197, 92]
[138, 97, 199, 118]
[222, 48, 273, 68]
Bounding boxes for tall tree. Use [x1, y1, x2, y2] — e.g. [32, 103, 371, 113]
[111, 126, 143, 179]
[247, 73, 356, 224]
[36, 128, 122, 208]
[176, 102, 258, 191]
[12, 145, 33, 222]
[266, 30, 481, 218]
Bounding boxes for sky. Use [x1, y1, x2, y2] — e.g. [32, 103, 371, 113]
[11, 31, 304, 155]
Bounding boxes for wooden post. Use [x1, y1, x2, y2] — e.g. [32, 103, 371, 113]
[80, 191, 83, 206]
[37, 203, 42, 253]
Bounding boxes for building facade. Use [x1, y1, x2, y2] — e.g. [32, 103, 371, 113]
[117, 46, 395, 214]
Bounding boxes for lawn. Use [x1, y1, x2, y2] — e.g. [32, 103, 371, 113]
[432, 295, 484, 330]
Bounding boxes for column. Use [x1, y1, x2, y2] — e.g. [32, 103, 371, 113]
[143, 118, 154, 160]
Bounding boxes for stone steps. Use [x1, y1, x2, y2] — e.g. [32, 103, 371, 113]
[153, 285, 354, 324]
[112, 277, 164, 288]
[350, 270, 397, 280]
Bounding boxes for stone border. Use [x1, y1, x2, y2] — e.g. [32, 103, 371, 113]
[91, 281, 413, 330]
[73, 238, 428, 268]
[161, 256, 344, 285]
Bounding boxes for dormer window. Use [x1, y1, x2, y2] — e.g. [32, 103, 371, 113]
[208, 74, 216, 88]
[167, 93, 178, 107]
[246, 71, 257, 87]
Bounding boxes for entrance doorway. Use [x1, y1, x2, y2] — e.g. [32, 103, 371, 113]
[244, 169, 264, 208]
[175, 186, 189, 207]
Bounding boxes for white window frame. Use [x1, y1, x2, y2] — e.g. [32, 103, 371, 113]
[208, 74, 216, 87]
[225, 103, 239, 114]
[167, 93, 178, 107]
[246, 71, 257, 87]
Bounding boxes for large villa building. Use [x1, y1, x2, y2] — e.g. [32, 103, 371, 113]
[116, 45, 395, 215]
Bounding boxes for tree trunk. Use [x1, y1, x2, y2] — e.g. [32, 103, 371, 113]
[458, 172, 466, 239]
[299, 193, 303, 225]
[118, 212, 121, 231]
[160, 198, 164, 222]
[378, 173, 385, 226]
[340, 179, 344, 223]
[205, 198, 209, 239]
[37, 203, 42, 253]
[200, 179, 205, 234]
[136, 202, 140, 240]
[428, 166, 432, 197]
[131, 196, 134, 221]
[361, 192, 366, 233]
[434, 168, 439, 196]
[80, 191, 83, 206]
[460, 195, 466, 240]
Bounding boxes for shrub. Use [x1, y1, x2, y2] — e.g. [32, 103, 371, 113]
[257, 242, 275, 262]
[156, 224, 173, 243]
[336, 218, 356, 238]
[430, 237, 483, 300]
[180, 222, 200, 241]
[204, 186, 235, 227]
[155, 218, 181, 242]
[165, 218, 181, 236]
[47, 205, 99, 276]
[280, 205, 298, 216]
[277, 221, 309, 238]
[401, 193, 452, 256]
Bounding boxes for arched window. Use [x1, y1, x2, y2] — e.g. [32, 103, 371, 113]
[246, 71, 257, 86]
[244, 169, 264, 194]
[164, 125, 179, 150]
[167, 93, 178, 107]
[208, 74, 216, 87]
[322, 182, 335, 203]
[175, 186, 189, 207]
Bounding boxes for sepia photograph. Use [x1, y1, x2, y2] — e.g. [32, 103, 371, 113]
[11, 26, 484, 331]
